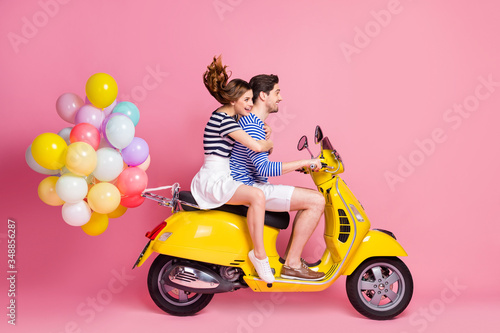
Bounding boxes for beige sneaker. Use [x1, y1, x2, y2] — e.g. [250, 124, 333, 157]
[248, 250, 275, 283]
[281, 262, 325, 281]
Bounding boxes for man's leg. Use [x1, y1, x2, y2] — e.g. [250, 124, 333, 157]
[283, 187, 325, 269]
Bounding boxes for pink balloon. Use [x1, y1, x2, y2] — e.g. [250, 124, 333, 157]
[56, 93, 84, 124]
[120, 194, 145, 208]
[75, 105, 104, 129]
[116, 167, 148, 196]
[70, 123, 101, 150]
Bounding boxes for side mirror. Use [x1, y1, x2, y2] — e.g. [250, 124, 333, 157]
[297, 135, 308, 151]
[297, 135, 314, 158]
[314, 126, 323, 144]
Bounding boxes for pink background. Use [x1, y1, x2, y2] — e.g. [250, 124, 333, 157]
[1, 0, 499, 332]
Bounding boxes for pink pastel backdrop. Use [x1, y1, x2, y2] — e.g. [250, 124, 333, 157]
[1, 0, 499, 332]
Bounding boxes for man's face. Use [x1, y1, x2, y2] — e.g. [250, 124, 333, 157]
[264, 84, 283, 114]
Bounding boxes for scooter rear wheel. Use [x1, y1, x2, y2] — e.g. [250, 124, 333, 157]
[346, 257, 413, 320]
[147, 254, 214, 316]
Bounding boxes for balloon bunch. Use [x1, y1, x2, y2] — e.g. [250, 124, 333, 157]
[26, 73, 150, 236]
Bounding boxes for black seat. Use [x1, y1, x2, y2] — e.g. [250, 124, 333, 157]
[178, 191, 290, 230]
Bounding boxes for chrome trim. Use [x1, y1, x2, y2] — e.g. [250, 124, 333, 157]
[169, 265, 220, 289]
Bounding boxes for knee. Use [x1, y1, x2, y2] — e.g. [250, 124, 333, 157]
[312, 192, 325, 213]
[250, 188, 266, 208]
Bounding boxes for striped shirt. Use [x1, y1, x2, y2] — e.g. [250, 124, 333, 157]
[203, 111, 241, 157]
[230, 113, 282, 185]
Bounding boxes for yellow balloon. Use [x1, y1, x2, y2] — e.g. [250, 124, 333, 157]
[85, 73, 118, 109]
[81, 212, 109, 236]
[108, 204, 127, 218]
[66, 142, 97, 176]
[32, 133, 67, 170]
[87, 182, 120, 214]
[38, 176, 64, 206]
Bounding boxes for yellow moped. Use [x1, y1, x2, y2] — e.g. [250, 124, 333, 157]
[133, 126, 413, 320]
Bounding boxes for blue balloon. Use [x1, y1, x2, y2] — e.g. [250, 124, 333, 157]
[112, 101, 140, 126]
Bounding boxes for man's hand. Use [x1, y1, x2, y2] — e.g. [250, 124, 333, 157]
[263, 123, 272, 140]
[306, 159, 322, 172]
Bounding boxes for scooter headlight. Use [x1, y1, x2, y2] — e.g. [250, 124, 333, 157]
[158, 232, 172, 242]
[349, 204, 364, 222]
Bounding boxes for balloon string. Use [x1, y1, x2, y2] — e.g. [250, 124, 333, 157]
[143, 185, 174, 192]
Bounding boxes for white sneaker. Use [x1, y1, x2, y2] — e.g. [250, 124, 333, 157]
[248, 250, 275, 283]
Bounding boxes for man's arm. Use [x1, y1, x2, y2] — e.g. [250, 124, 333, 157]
[281, 159, 322, 174]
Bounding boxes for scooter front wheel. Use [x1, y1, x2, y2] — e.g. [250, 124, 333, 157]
[346, 257, 413, 320]
[147, 254, 214, 316]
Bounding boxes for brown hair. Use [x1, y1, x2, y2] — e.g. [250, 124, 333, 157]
[203, 55, 251, 105]
[249, 74, 279, 103]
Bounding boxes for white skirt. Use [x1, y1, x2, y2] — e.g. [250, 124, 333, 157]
[191, 155, 244, 209]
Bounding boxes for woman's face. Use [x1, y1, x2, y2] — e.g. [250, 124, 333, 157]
[232, 90, 254, 116]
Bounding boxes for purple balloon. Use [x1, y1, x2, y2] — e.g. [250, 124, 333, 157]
[74, 105, 104, 129]
[121, 137, 149, 166]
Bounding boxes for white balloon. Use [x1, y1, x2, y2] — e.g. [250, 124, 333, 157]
[57, 127, 73, 145]
[93, 148, 124, 181]
[25, 145, 59, 175]
[55, 173, 88, 203]
[105, 114, 135, 149]
[62, 200, 91, 226]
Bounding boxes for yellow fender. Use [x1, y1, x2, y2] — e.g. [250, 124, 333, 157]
[342, 230, 408, 275]
[135, 210, 281, 275]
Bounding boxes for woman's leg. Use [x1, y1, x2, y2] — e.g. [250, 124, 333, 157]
[227, 185, 274, 283]
[226, 185, 267, 259]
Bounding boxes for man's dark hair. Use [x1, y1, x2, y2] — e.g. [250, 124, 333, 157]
[249, 74, 279, 103]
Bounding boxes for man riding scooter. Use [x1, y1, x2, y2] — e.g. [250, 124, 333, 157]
[230, 74, 325, 281]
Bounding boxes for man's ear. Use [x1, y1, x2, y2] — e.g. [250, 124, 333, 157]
[259, 91, 268, 101]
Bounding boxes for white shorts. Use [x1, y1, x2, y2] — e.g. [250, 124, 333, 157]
[252, 183, 295, 212]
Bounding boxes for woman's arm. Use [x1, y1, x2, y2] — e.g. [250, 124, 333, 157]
[228, 129, 273, 152]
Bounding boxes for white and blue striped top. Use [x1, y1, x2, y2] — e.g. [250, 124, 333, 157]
[203, 111, 241, 157]
[230, 113, 282, 185]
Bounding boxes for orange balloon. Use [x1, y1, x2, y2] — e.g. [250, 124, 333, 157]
[81, 212, 109, 236]
[87, 182, 120, 214]
[38, 176, 64, 206]
[66, 142, 97, 176]
[108, 205, 127, 218]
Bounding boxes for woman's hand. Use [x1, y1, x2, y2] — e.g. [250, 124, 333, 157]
[263, 123, 272, 140]
[257, 139, 273, 152]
